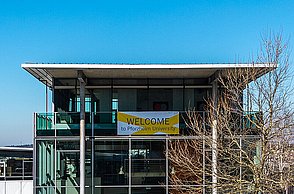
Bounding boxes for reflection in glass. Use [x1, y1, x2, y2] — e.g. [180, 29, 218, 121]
[36, 140, 55, 187]
[131, 140, 166, 185]
[94, 140, 129, 186]
[56, 151, 80, 194]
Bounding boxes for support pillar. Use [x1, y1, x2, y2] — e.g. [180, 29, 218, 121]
[212, 80, 218, 194]
[78, 71, 86, 194]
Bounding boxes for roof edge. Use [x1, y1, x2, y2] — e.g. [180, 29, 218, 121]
[21, 63, 276, 69]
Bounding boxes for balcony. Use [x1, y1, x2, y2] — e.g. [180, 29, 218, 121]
[35, 111, 261, 137]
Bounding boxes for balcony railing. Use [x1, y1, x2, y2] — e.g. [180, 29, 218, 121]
[35, 111, 261, 137]
[35, 112, 194, 136]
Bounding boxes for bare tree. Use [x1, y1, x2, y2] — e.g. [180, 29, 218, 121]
[168, 33, 294, 194]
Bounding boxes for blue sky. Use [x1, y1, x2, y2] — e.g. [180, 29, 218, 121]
[0, 0, 293, 146]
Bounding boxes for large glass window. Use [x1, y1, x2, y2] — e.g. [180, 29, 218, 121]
[55, 139, 90, 193]
[138, 88, 183, 111]
[53, 78, 211, 113]
[36, 140, 55, 187]
[54, 89, 76, 112]
[0, 158, 32, 180]
[184, 88, 209, 111]
[131, 140, 166, 185]
[94, 140, 129, 186]
[146, 89, 174, 111]
[92, 89, 112, 112]
[0, 162, 5, 177]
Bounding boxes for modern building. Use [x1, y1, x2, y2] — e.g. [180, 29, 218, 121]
[22, 63, 270, 194]
[0, 146, 33, 194]
[0, 146, 33, 180]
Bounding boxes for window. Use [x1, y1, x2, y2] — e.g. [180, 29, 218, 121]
[0, 162, 5, 177]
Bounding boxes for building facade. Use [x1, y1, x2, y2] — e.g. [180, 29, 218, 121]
[0, 146, 33, 194]
[22, 63, 269, 194]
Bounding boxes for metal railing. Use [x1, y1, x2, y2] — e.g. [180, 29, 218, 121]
[35, 111, 261, 137]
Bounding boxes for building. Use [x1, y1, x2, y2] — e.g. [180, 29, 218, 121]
[0, 146, 33, 194]
[22, 63, 270, 194]
[0, 146, 33, 180]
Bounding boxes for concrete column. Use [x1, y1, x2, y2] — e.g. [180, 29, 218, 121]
[212, 81, 218, 194]
[78, 71, 86, 194]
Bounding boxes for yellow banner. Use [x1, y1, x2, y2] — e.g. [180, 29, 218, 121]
[117, 112, 179, 135]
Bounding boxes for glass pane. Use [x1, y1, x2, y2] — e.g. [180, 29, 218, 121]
[24, 160, 33, 178]
[36, 140, 55, 187]
[0, 162, 5, 177]
[131, 140, 166, 185]
[56, 112, 80, 136]
[93, 112, 116, 136]
[92, 89, 112, 112]
[6, 159, 23, 177]
[56, 112, 92, 136]
[115, 89, 137, 111]
[168, 138, 205, 190]
[56, 152, 80, 189]
[94, 140, 129, 186]
[148, 89, 173, 111]
[54, 89, 76, 112]
[57, 140, 80, 150]
[36, 187, 55, 194]
[137, 89, 148, 111]
[36, 113, 54, 136]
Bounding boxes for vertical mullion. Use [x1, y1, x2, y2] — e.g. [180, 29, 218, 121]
[33, 113, 37, 194]
[128, 138, 132, 194]
[91, 112, 94, 194]
[54, 112, 57, 193]
[165, 137, 169, 194]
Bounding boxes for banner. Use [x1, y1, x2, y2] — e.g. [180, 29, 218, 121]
[117, 112, 179, 135]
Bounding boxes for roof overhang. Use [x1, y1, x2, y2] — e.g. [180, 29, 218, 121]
[21, 63, 275, 87]
[0, 147, 33, 152]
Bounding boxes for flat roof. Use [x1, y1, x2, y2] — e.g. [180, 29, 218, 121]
[0, 147, 33, 152]
[22, 63, 273, 87]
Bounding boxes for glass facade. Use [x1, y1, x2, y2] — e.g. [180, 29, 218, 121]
[34, 78, 260, 194]
[53, 78, 210, 113]
[35, 135, 260, 193]
[35, 78, 211, 193]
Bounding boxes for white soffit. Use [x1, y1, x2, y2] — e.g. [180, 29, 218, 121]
[21, 63, 274, 87]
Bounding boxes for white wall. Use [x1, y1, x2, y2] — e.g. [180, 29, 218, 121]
[0, 180, 33, 194]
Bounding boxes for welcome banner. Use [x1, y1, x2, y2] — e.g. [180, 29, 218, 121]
[117, 112, 179, 135]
